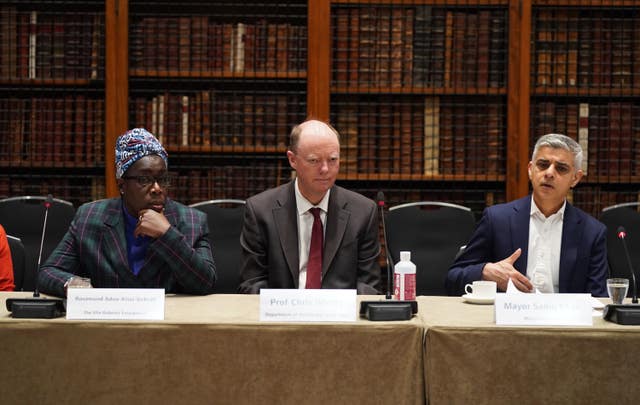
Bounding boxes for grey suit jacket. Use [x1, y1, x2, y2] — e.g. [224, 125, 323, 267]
[238, 182, 381, 294]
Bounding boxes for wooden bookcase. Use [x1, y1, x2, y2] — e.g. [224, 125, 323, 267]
[325, 0, 513, 214]
[529, 0, 640, 216]
[1, 0, 639, 218]
[0, 0, 106, 207]
[120, 0, 309, 204]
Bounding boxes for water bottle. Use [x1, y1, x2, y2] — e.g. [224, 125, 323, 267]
[394, 251, 416, 300]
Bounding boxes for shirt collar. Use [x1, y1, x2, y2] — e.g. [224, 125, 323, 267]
[294, 178, 330, 215]
[530, 195, 566, 221]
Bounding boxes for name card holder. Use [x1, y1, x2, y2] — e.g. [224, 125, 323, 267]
[259, 289, 357, 322]
[495, 293, 592, 326]
[66, 288, 165, 320]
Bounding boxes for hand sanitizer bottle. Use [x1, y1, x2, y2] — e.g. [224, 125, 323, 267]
[394, 251, 416, 300]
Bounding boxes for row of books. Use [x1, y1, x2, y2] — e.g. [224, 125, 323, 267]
[532, 101, 640, 178]
[333, 96, 505, 176]
[571, 187, 640, 219]
[0, 170, 506, 220]
[168, 163, 289, 205]
[0, 97, 105, 165]
[533, 9, 640, 88]
[332, 6, 507, 88]
[0, 8, 103, 80]
[3, 170, 634, 221]
[130, 18, 306, 74]
[131, 91, 306, 148]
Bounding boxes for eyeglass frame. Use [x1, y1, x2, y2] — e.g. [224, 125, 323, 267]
[121, 174, 172, 188]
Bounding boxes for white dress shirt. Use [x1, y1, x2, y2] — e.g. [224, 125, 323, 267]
[526, 197, 565, 293]
[294, 179, 329, 289]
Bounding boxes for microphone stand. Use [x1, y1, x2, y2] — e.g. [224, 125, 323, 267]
[603, 226, 640, 325]
[619, 228, 638, 304]
[6, 195, 65, 318]
[360, 191, 417, 321]
[379, 197, 394, 300]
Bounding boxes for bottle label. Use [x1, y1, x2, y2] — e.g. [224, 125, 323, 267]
[394, 273, 416, 300]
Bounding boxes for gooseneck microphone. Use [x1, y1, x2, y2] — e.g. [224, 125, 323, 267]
[617, 226, 638, 304]
[33, 194, 53, 298]
[603, 226, 640, 325]
[359, 191, 417, 321]
[376, 191, 394, 300]
[6, 194, 65, 318]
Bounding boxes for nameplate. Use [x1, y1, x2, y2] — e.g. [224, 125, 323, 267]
[259, 289, 356, 322]
[495, 293, 592, 326]
[66, 288, 165, 320]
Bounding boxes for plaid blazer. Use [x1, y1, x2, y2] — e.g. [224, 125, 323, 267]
[38, 198, 216, 297]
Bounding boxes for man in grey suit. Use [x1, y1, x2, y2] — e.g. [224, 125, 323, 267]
[238, 119, 381, 294]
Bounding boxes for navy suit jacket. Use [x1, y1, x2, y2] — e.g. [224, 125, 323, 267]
[238, 182, 381, 294]
[446, 196, 608, 296]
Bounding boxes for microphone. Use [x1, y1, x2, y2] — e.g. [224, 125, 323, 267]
[33, 194, 53, 297]
[6, 194, 65, 318]
[377, 191, 394, 300]
[360, 191, 417, 321]
[616, 226, 638, 304]
[603, 226, 640, 325]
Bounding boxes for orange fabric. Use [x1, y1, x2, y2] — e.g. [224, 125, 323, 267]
[0, 225, 14, 291]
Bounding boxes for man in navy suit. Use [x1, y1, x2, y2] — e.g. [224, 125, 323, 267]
[446, 133, 608, 296]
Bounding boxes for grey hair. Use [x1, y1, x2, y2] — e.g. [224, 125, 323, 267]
[532, 133, 583, 172]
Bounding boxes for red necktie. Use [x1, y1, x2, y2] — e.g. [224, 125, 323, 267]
[305, 207, 323, 289]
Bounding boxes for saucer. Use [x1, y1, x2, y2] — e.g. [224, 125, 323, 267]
[462, 294, 495, 305]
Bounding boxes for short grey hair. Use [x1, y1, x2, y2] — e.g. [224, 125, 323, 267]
[532, 133, 583, 173]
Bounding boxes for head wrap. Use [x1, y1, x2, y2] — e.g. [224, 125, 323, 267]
[115, 128, 168, 178]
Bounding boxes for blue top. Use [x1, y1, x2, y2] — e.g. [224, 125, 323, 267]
[123, 204, 150, 276]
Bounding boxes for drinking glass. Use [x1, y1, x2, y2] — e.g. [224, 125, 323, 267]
[607, 278, 629, 305]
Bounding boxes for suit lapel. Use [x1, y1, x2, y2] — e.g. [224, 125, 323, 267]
[102, 199, 130, 273]
[510, 197, 531, 275]
[273, 183, 300, 285]
[559, 203, 580, 292]
[323, 187, 348, 277]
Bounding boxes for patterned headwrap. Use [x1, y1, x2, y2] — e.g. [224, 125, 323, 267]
[115, 128, 168, 178]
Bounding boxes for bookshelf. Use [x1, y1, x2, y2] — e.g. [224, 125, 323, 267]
[0, 0, 639, 219]
[327, 0, 511, 214]
[122, 0, 308, 204]
[0, 0, 106, 207]
[529, 1, 640, 217]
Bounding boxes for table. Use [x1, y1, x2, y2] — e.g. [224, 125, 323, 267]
[0, 292, 424, 405]
[4, 293, 640, 404]
[418, 296, 640, 404]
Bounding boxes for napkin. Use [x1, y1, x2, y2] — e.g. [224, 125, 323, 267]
[505, 278, 542, 294]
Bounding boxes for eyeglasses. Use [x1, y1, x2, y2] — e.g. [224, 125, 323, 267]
[534, 159, 572, 175]
[121, 174, 171, 188]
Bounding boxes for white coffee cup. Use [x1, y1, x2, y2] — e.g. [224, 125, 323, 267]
[464, 280, 497, 298]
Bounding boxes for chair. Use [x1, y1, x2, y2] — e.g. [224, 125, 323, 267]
[6, 235, 25, 291]
[600, 202, 640, 295]
[0, 196, 75, 291]
[190, 199, 246, 293]
[386, 201, 476, 296]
